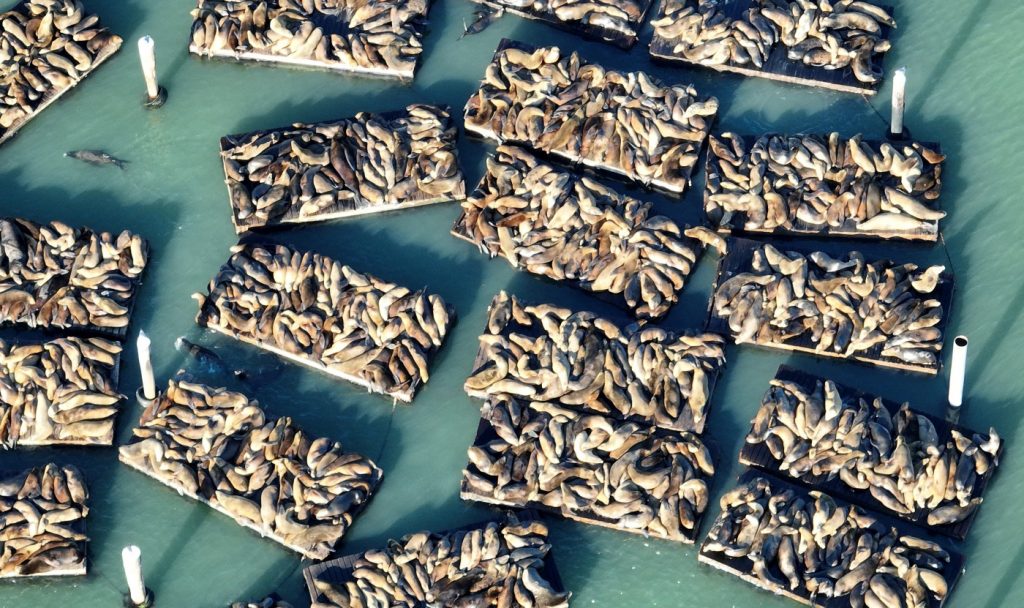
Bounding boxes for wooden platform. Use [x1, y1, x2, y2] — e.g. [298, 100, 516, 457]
[649, 0, 894, 95]
[704, 136, 943, 241]
[0, 2, 122, 145]
[302, 514, 566, 604]
[461, 414, 713, 544]
[222, 107, 465, 234]
[739, 365, 1002, 541]
[705, 237, 954, 374]
[468, 0, 653, 49]
[463, 39, 715, 196]
[698, 471, 964, 608]
[200, 316, 411, 403]
[465, 319, 724, 435]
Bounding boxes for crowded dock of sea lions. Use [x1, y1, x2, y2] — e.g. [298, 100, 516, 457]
[741, 366, 1002, 539]
[222, 104, 466, 233]
[466, 291, 726, 433]
[0, 336, 122, 447]
[451, 145, 706, 320]
[650, 0, 895, 94]
[709, 238, 953, 373]
[700, 474, 962, 608]
[118, 379, 382, 560]
[0, 0, 122, 145]
[463, 39, 718, 194]
[462, 395, 716, 542]
[0, 464, 89, 579]
[704, 132, 945, 240]
[468, 0, 653, 48]
[304, 515, 570, 607]
[189, 0, 431, 79]
[193, 242, 455, 402]
[0, 217, 148, 338]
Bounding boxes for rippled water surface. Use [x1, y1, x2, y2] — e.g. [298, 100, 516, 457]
[1, 0, 1023, 606]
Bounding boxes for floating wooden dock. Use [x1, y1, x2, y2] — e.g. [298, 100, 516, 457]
[0, 218, 149, 341]
[0, 464, 89, 579]
[739, 366, 1001, 541]
[1, 337, 123, 448]
[461, 397, 715, 544]
[0, 1, 122, 145]
[699, 472, 964, 608]
[195, 243, 455, 403]
[119, 379, 382, 560]
[468, 0, 654, 48]
[303, 514, 567, 605]
[704, 133, 944, 241]
[189, 0, 431, 80]
[451, 145, 704, 320]
[466, 292, 726, 434]
[221, 105, 465, 233]
[463, 39, 717, 196]
[649, 0, 894, 95]
[706, 237, 954, 374]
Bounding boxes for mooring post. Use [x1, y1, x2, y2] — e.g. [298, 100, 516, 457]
[947, 335, 968, 423]
[890, 66, 907, 137]
[122, 546, 153, 607]
[137, 331, 157, 405]
[138, 36, 167, 109]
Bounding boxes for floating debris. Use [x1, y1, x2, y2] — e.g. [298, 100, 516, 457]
[230, 598, 292, 608]
[305, 515, 570, 607]
[469, 0, 652, 48]
[0, 337, 122, 447]
[650, 0, 895, 94]
[0, 0, 122, 145]
[464, 39, 717, 195]
[119, 379, 382, 559]
[462, 396, 715, 542]
[705, 132, 945, 241]
[708, 238, 953, 374]
[467, 292, 726, 433]
[222, 105, 466, 233]
[194, 243, 455, 402]
[452, 146, 704, 320]
[0, 217, 149, 339]
[700, 474, 962, 608]
[189, 0, 431, 79]
[0, 464, 89, 579]
[742, 366, 1002, 540]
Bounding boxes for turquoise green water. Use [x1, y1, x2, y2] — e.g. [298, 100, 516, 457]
[1, 0, 1023, 606]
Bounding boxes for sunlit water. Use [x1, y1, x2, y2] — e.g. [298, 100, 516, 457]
[0, 0, 1022, 606]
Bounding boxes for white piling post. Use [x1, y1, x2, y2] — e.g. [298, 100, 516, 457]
[137, 36, 167, 108]
[948, 335, 968, 410]
[137, 331, 156, 401]
[122, 546, 150, 606]
[890, 66, 907, 137]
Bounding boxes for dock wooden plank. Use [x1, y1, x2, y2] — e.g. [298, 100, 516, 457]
[704, 134, 944, 241]
[739, 365, 1002, 541]
[0, 1, 122, 145]
[467, 0, 653, 48]
[705, 237, 954, 374]
[649, 0, 894, 95]
[699, 471, 964, 608]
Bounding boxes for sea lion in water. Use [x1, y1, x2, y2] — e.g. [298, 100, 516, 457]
[175, 337, 248, 380]
[459, 7, 502, 39]
[65, 150, 128, 169]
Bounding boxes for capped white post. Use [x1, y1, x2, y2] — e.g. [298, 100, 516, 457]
[122, 545, 150, 606]
[890, 66, 907, 137]
[138, 36, 167, 108]
[137, 331, 156, 401]
[948, 335, 969, 409]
